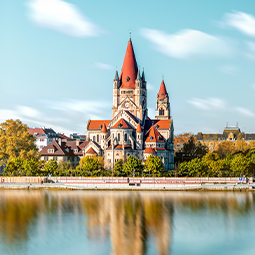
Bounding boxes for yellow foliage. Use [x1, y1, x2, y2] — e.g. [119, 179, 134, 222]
[0, 119, 39, 166]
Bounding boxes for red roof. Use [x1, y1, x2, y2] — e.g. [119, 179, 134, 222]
[40, 140, 88, 156]
[158, 80, 168, 98]
[144, 119, 172, 131]
[58, 134, 71, 140]
[107, 144, 132, 150]
[119, 39, 138, 89]
[86, 148, 97, 154]
[144, 148, 156, 154]
[136, 123, 142, 132]
[112, 119, 133, 129]
[87, 120, 111, 130]
[101, 122, 108, 133]
[144, 126, 164, 142]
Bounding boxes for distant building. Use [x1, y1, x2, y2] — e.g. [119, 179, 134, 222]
[196, 125, 255, 152]
[40, 140, 88, 167]
[70, 133, 86, 141]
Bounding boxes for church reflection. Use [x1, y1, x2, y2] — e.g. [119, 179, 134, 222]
[1, 191, 255, 255]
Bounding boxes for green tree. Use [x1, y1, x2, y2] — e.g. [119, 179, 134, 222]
[123, 155, 143, 176]
[22, 158, 40, 176]
[44, 159, 58, 175]
[114, 159, 124, 176]
[0, 119, 38, 166]
[230, 154, 251, 177]
[4, 157, 24, 176]
[144, 155, 164, 177]
[178, 158, 206, 177]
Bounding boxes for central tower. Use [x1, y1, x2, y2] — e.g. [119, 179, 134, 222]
[112, 38, 147, 121]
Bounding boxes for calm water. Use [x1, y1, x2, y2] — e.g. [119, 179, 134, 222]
[0, 191, 255, 255]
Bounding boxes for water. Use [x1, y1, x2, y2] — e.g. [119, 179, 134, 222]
[0, 191, 255, 255]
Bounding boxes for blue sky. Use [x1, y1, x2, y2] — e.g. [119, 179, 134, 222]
[1, 0, 255, 135]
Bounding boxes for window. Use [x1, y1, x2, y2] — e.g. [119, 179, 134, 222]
[97, 134, 99, 142]
[249, 137, 252, 140]
[159, 108, 164, 115]
[150, 136, 153, 141]
[48, 149, 54, 153]
[118, 123, 121, 128]
[93, 136, 96, 142]
[53, 156, 57, 161]
[74, 149, 78, 153]
[118, 133, 120, 141]
[40, 139, 45, 141]
[155, 125, 159, 129]
[124, 133, 127, 141]
[44, 156, 48, 160]
[126, 77, 130, 82]
[99, 125, 102, 129]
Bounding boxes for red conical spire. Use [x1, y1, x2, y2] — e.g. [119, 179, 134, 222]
[101, 122, 108, 133]
[119, 39, 138, 89]
[158, 80, 168, 98]
[136, 123, 142, 132]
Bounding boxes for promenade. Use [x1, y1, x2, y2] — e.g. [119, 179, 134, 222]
[1, 176, 255, 191]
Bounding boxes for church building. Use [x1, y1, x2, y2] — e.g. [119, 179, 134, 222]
[84, 38, 174, 171]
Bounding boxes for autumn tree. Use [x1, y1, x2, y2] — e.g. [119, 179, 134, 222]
[215, 141, 236, 158]
[230, 154, 251, 177]
[144, 155, 164, 177]
[182, 136, 208, 159]
[0, 119, 38, 166]
[44, 159, 58, 175]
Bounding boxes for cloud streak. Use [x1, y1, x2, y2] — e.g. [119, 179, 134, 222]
[188, 98, 226, 110]
[141, 28, 234, 59]
[26, 0, 100, 37]
[222, 11, 255, 37]
[236, 107, 255, 117]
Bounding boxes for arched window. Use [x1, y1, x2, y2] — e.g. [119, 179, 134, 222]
[124, 133, 127, 141]
[118, 133, 120, 141]
[93, 136, 96, 142]
[159, 108, 164, 115]
[97, 134, 99, 142]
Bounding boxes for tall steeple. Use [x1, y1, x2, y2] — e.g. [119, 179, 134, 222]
[119, 38, 138, 89]
[155, 79, 170, 119]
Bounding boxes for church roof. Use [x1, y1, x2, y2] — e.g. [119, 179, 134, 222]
[101, 122, 108, 133]
[86, 147, 97, 154]
[136, 123, 142, 132]
[119, 39, 138, 89]
[87, 120, 111, 130]
[144, 119, 172, 131]
[112, 118, 133, 129]
[158, 80, 168, 98]
[144, 125, 164, 142]
[144, 147, 156, 154]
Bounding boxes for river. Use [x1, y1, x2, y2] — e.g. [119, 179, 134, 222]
[0, 190, 255, 255]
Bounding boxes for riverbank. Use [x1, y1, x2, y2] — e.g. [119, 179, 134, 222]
[1, 182, 255, 191]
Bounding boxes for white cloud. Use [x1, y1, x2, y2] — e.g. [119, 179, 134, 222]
[236, 107, 255, 117]
[146, 82, 155, 91]
[141, 28, 234, 59]
[222, 11, 255, 37]
[26, 0, 100, 37]
[219, 65, 239, 75]
[17, 106, 41, 118]
[188, 98, 226, 110]
[95, 62, 114, 71]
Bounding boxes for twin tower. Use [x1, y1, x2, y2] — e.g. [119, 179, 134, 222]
[112, 38, 171, 122]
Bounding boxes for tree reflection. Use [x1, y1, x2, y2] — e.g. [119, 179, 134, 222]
[0, 191, 255, 255]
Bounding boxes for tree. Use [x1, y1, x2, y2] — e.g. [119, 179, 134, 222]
[215, 141, 236, 158]
[235, 139, 250, 153]
[182, 136, 208, 159]
[230, 154, 251, 177]
[114, 159, 123, 173]
[178, 158, 206, 177]
[123, 155, 143, 176]
[0, 119, 38, 166]
[44, 159, 58, 175]
[144, 155, 164, 177]
[57, 160, 74, 170]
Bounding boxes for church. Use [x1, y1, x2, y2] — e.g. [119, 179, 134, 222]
[84, 38, 174, 171]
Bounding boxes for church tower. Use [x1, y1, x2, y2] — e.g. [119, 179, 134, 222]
[155, 80, 170, 119]
[112, 38, 147, 121]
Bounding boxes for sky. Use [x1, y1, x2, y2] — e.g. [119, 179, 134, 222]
[0, 0, 255, 136]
